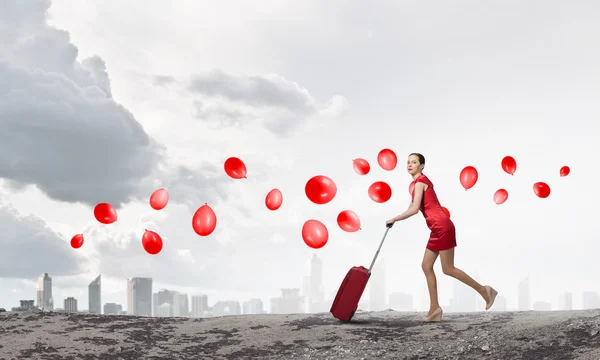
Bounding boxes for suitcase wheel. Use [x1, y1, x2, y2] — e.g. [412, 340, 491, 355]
[340, 310, 355, 323]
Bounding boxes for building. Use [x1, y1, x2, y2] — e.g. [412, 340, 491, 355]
[518, 276, 530, 311]
[491, 295, 507, 311]
[103, 303, 123, 315]
[242, 298, 264, 314]
[270, 288, 304, 314]
[558, 292, 573, 310]
[307, 254, 326, 313]
[582, 291, 600, 309]
[212, 301, 241, 316]
[389, 292, 414, 311]
[88, 275, 101, 314]
[37, 273, 53, 311]
[156, 303, 172, 317]
[533, 301, 552, 311]
[64, 297, 78, 313]
[451, 280, 477, 313]
[11, 300, 36, 312]
[369, 257, 386, 311]
[173, 292, 189, 317]
[153, 289, 189, 317]
[127, 277, 152, 316]
[153, 290, 173, 317]
[20, 300, 35, 309]
[191, 295, 209, 318]
[301, 275, 310, 311]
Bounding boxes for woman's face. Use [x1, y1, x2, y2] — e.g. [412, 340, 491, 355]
[407, 155, 423, 175]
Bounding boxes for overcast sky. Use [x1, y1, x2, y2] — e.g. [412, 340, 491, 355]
[1, 0, 599, 312]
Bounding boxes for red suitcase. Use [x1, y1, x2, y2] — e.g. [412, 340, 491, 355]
[330, 226, 391, 322]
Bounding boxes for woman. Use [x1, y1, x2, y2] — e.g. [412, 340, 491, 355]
[386, 153, 498, 322]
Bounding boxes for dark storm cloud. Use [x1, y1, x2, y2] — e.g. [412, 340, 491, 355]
[0, 0, 227, 208]
[0, 0, 161, 207]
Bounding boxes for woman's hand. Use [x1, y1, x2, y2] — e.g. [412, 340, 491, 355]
[385, 218, 396, 228]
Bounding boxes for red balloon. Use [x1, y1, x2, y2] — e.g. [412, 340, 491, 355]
[441, 206, 450, 218]
[302, 219, 329, 249]
[533, 182, 551, 198]
[337, 210, 361, 232]
[368, 181, 392, 203]
[560, 166, 570, 177]
[224, 157, 247, 179]
[70, 234, 84, 249]
[265, 188, 283, 211]
[142, 229, 163, 255]
[94, 203, 118, 224]
[501, 156, 517, 175]
[377, 149, 397, 171]
[459, 166, 478, 190]
[353, 158, 370, 175]
[149, 188, 169, 210]
[494, 189, 509, 205]
[192, 203, 217, 236]
[305, 175, 337, 205]
[409, 181, 415, 195]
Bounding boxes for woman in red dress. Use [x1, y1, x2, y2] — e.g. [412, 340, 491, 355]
[386, 153, 498, 322]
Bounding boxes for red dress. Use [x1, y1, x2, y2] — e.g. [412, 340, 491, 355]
[411, 174, 457, 251]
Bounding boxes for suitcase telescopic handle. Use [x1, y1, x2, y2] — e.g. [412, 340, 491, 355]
[368, 226, 391, 274]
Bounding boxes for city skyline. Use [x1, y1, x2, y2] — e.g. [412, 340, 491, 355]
[6, 258, 600, 315]
[2, 0, 600, 317]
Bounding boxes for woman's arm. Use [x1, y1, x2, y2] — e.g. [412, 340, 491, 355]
[386, 182, 425, 225]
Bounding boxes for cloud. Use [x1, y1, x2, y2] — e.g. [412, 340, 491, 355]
[0, 0, 227, 209]
[153, 69, 349, 136]
[0, 203, 89, 278]
[189, 69, 318, 114]
[152, 75, 176, 87]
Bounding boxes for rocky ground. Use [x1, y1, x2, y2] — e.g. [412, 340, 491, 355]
[0, 308, 599, 359]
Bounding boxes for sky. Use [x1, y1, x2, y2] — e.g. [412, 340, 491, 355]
[1, 0, 599, 312]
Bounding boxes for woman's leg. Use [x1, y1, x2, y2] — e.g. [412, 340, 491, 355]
[439, 247, 490, 302]
[421, 248, 440, 316]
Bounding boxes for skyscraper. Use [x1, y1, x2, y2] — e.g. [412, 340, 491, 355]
[558, 292, 573, 310]
[451, 280, 476, 312]
[64, 297, 78, 313]
[152, 289, 189, 317]
[582, 291, 600, 309]
[308, 253, 325, 312]
[127, 277, 152, 316]
[518, 276, 530, 311]
[370, 257, 386, 311]
[191, 295, 209, 318]
[173, 292, 189, 317]
[37, 273, 53, 311]
[491, 295, 507, 311]
[88, 275, 101, 314]
[389, 292, 414, 311]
